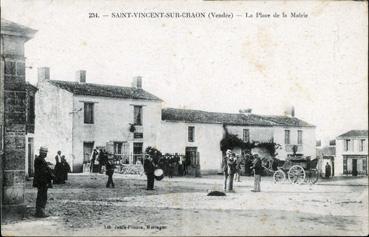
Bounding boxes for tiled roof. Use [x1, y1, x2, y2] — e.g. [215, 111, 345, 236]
[49, 80, 162, 101]
[337, 130, 368, 139]
[1, 18, 37, 39]
[26, 82, 38, 92]
[162, 108, 314, 127]
[260, 115, 315, 127]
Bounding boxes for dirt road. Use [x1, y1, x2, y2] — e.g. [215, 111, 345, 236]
[2, 174, 368, 236]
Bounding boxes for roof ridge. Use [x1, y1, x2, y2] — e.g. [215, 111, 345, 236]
[50, 80, 135, 90]
[48, 80, 162, 101]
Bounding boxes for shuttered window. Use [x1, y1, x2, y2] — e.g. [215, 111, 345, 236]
[243, 129, 250, 143]
[133, 106, 142, 125]
[297, 130, 303, 145]
[284, 130, 290, 144]
[188, 126, 195, 142]
[84, 102, 94, 124]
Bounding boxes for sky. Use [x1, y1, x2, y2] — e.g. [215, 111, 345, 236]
[2, 0, 368, 143]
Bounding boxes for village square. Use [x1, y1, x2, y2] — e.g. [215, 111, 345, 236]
[1, 1, 368, 236]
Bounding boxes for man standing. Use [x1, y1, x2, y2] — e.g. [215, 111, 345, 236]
[325, 162, 331, 178]
[222, 149, 232, 191]
[90, 149, 98, 173]
[251, 154, 263, 192]
[105, 160, 115, 188]
[227, 153, 237, 192]
[33, 146, 54, 217]
[144, 155, 156, 190]
[234, 155, 243, 182]
[55, 150, 62, 164]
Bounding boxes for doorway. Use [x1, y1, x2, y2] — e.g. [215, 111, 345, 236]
[27, 137, 34, 177]
[185, 147, 200, 177]
[352, 159, 358, 176]
[78, 141, 94, 173]
[133, 142, 143, 164]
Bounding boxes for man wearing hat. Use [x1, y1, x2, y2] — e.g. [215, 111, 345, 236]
[250, 154, 263, 192]
[222, 149, 232, 191]
[144, 155, 156, 190]
[33, 146, 54, 217]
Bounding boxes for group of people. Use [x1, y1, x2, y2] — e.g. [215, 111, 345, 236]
[222, 149, 263, 193]
[90, 148, 116, 188]
[89, 148, 109, 173]
[53, 151, 71, 184]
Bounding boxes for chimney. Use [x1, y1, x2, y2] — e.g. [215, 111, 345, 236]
[76, 70, 86, 83]
[283, 106, 295, 117]
[239, 108, 252, 114]
[37, 67, 50, 84]
[132, 76, 142, 89]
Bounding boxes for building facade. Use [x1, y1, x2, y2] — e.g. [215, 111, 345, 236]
[335, 130, 368, 176]
[159, 108, 316, 174]
[35, 75, 317, 175]
[34, 69, 162, 172]
[1, 18, 36, 217]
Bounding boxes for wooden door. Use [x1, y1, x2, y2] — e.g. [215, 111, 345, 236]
[352, 159, 358, 176]
[185, 147, 200, 177]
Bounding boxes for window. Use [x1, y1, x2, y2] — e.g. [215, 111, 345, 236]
[359, 139, 365, 152]
[114, 142, 123, 154]
[284, 130, 290, 144]
[243, 129, 250, 143]
[344, 139, 350, 151]
[4, 61, 16, 75]
[188, 126, 195, 142]
[133, 106, 142, 125]
[297, 130, 303, 145]
[84, 102, 94, 124]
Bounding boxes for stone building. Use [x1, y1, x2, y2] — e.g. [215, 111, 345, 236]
[1, 18, 36, 218]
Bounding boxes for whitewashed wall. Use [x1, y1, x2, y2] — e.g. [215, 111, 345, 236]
[158, 121, 224, 174]
[72, 95, 162, 171]
[335, 138, 368, 176]
[34, 81, 74, 166]
[273, 127, 316, 160]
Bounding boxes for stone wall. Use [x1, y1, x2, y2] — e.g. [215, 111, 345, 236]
[1, 21, 35, 219]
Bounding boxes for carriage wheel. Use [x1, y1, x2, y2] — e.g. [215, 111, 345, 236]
[307, 169, 319, 184]
[273, 170, 286, 183]
[288, 165, 306, 184]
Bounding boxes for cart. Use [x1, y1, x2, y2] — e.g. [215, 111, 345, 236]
[273, 156, 319, 184]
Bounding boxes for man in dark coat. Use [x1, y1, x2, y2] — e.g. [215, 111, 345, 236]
[325, 162, 331, 178]
[144, 156, 156, 190]
[90, 149, 98, 173]
[33, 146, 54, 217]
[61, 155, 71, 182]
[105, 161, 115, 188]
[251, 154, 263, 192]
[222, 149, 232, 191]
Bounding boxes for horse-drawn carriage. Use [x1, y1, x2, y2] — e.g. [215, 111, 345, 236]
[273, 156, 319, 184]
